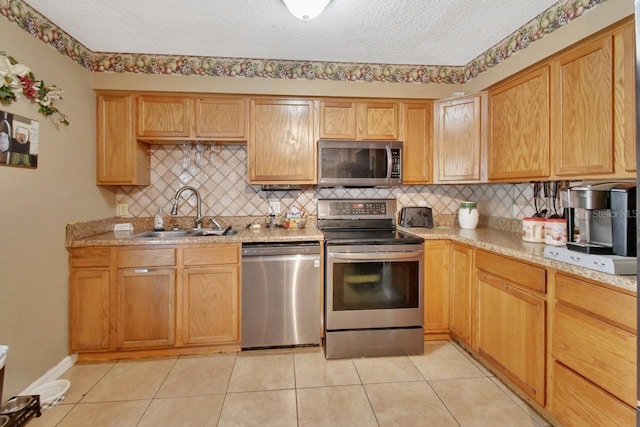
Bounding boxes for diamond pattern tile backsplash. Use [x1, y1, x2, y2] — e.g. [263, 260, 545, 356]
[117, 145, 551, 220]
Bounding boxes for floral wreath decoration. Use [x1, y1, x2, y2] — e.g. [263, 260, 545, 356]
[0, 51, 69, 126]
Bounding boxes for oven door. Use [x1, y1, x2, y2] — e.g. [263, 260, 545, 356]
[325, 244, 423, 330]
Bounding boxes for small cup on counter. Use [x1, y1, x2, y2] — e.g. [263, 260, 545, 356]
[522, 217, 545, 243]
[544, 218, 567, 246]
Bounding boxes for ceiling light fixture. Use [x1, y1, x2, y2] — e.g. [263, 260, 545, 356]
[282, 0, 331, 21]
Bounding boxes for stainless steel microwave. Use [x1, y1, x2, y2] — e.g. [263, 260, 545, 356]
[317, 140, 403, 187]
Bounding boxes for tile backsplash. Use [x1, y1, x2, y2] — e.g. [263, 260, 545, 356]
[117, 145, 548, 221]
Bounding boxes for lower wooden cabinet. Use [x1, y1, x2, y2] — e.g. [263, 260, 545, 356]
[549, 272, 637, 425]
[423, 240, 449, 335]
[69, 247, 112, 352]
[116, 267, 176, 349]
[550, 361, 635, 427]
[69, 268, 111, 352]
[475, 251, 546, 406]
[69, 243, 241, 357]
[181, 245, 241, 345]
[449, 243, 473, 345]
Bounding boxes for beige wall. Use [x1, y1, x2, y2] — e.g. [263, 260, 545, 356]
[0, 20, 115, 398]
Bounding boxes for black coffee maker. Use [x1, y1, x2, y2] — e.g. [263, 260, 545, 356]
[563, 182, 636, 256]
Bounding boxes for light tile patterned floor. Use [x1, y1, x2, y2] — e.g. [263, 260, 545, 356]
[29, 341, 551, 427]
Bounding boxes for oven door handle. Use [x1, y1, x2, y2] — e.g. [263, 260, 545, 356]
[329, 252, 421, 261]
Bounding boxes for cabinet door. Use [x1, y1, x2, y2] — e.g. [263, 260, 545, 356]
[182, 266, 240, 344]
[117, 267, 175, 349]
[357, 102, 399, 140]
[476, 271, 546, 405]
[550, 361, 635, 427]
[449, 243, 472, 344]
[403, 102, 433, 184]
[489, 66, 550, 181]
[249, 98, 316, 184]
[96, 93, 150, 185]
[195, 97, 247, 139]
[434, 93, 487, 182]
[69, 269, 111, 352]
[319, 100, 357, 139]
[552, 35, 614, 176]
[137, 96, 191, 138]
[423, 241, 449, 333]
[613, 22, 637, 175]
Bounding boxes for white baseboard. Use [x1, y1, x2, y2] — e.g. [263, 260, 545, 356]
[20, 353, 77, 395]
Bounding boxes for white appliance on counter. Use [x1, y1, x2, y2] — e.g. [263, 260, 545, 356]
[543, 245, 637, 275]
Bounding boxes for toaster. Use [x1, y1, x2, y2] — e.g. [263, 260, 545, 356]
[399, 207, 433, 228]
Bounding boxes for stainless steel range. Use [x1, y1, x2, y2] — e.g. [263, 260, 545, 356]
[318, 199, 424, 359]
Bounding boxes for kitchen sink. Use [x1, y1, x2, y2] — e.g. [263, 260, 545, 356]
[132, 227, 240, 239]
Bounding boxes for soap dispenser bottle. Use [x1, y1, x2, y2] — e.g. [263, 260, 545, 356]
[154, 205, 165, 231]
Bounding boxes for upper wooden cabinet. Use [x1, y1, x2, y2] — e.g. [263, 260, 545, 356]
[137, 95, 248, 142]
[195, 97, 247, 139]
[318, 100, 400, 140]
[489, 66, 550, 181]
[137, 96, 191, 138]
[434, 93, 488, 183]
[402, 102, 433, 184]
[248, 98, 316, 184]
[551, 21, 636, 179]
[96, 93, 150, 185]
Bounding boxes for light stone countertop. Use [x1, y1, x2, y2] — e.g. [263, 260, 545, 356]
[399, 226, 637, 294]
[66, 218, 636, 293]
[68, 224, 325, 247]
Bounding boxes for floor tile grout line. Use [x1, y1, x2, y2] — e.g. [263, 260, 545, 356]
[423, 378, 465, 427]
[216, 351, 239, 426]
[134, 356, 178, 427]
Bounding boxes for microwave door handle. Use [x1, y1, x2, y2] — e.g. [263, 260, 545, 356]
[330, 252, 421, 261]
[386, 146, 392, 182]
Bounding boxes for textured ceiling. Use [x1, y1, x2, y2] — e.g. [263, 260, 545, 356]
[23, 0, 559, 66]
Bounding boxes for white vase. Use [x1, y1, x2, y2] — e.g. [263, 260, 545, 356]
[458, 201, 479, 229]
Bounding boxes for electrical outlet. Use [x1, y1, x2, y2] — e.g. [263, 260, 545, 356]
[269, 201, 281, 215]
[418, 200, 427, 207]
[116, 203, 129, 217]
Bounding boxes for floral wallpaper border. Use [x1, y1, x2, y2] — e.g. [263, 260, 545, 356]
[4, 0, 607, 84]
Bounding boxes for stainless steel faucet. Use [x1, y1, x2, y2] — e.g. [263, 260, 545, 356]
[208, 217, 224, 230]
[170, 186, 204, 229]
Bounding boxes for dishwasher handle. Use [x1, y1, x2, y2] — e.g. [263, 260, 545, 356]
[242, 241, 320, 257]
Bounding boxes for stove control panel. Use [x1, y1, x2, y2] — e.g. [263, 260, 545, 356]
[329, 202, 386, 216]
[318, 199, 396, 219]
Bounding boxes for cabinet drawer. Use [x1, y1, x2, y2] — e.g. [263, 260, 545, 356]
[552, 303, 636, 406]
[550, 361, 634, 427]
[70, 247, 110, 268]
[183, 244, 240, 266]
[475, 251, 546, 294]
[117, 248, 176, 268]
[555, 273, 636, 332]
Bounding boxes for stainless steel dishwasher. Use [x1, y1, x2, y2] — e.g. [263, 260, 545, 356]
[241, 242, 321, 349]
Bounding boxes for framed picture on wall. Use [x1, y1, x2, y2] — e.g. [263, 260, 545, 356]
[0, 110, 40, 169]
